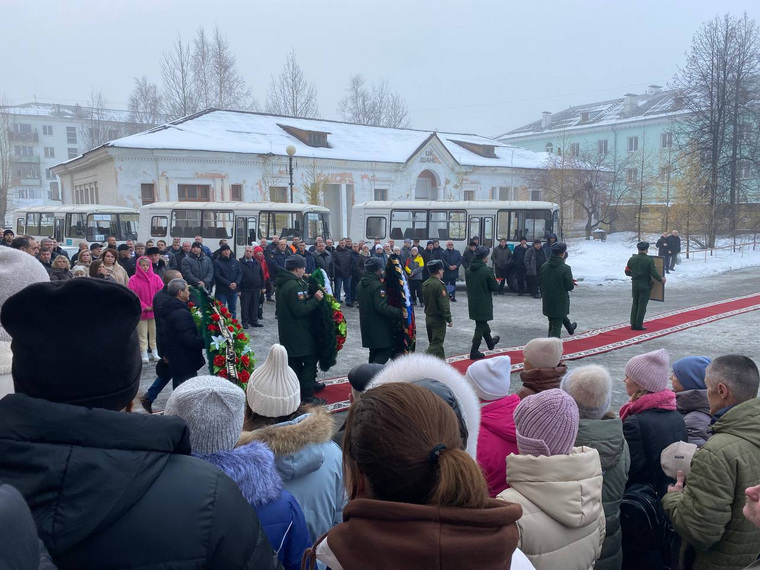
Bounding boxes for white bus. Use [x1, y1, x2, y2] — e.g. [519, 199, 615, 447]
[139, 201, 332, 257]
[350, 200, 560, 290]
[13, 205, 140, 255]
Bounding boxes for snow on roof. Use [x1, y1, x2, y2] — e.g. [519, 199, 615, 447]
[498, 89, 688, 139]
[0, 102, 134, 123]
[101, 109, 551, 169]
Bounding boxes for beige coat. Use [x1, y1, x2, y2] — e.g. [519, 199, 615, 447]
[498, 446, 606, 570]
[105, 262, 129, 286]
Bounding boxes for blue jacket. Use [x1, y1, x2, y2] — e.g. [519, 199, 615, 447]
[238, 407, 346, 543]
[212, 255, 243, 295]
[239, 256, 265, 291]
[440, 248, 462, 281]
[200, 442, 311, 570]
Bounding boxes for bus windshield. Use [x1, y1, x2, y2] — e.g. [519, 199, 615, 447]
[303, 211, 330, 243]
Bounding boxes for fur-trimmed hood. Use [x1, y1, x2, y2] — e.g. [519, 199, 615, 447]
[237, 406, 336, 481]
[367, 353, 481, 459]
[197, 440, 282, 507]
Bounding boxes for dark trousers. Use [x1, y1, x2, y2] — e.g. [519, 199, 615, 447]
[349, 276, 359, 305]
[526, 275, 540, 297]
[369, 347, 392, 364]
[289, 354, 318, 400]
[444, 277, 457, 299]
[425, 317, 447, 359]
[335, 276, 352, 303]
[548, 318, 563, 338]
[240, 289, 260, 325]
[631, 286, 650, 329]
[472, 320, 492, 349]
[410, 280, 422, 304]
[172, 370, 196, 390]
[265, 279, 273, 300]
[669, 253, 678, 271]
[661, 253, 670, 273]
[145, 375, 171, 402]
[215, 291, 238, 319]
[258, 292, 265, 319]
[514, 267, 526, 294]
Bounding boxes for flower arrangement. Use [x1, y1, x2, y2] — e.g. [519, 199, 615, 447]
[385, 253, 416, 355]
[189, 290, 255, 391]
[307, 268, 345, 371]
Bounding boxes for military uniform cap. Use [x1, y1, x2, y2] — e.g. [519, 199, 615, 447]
[474, 247, 489, 259]
[285, 254, 306, 270]
[637, 241, 650, 250]
[364, 257, 384, 272]
[426, 259, 444, 272]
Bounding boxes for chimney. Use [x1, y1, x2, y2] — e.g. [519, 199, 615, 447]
[623, 93, 639, 116]
[647, 84, 663, 95]
[541, 111, 552, 129]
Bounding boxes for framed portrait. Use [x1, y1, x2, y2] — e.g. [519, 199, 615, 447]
[650, 256, 665, 302]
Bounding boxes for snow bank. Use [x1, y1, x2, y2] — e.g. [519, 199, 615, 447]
[566, 232, 760, 287]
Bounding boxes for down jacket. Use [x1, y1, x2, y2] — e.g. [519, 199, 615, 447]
[574, 416, 630, 570]
[477, 394, 521, 497]
[181, 251, 213, 287]
[127, 256, 164, 320]
[238, 406, 346, 543]
[0, 394, 276, 569]
[676, 389, 711, 448]
[498, 446, 606, 570]
[662, 398, 760, 570]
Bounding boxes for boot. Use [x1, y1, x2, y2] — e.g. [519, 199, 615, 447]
[470, 342, 485, 360]
[565, 322, 577, 335]
[486, 334, 500, 351]
[139, 394, 153, 414]
[141, 351, 149, 363]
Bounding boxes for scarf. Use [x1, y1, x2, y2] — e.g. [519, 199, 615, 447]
[619, 389, 677, 421]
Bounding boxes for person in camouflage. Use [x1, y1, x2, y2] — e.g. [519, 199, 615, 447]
[625, 241, 665, 331]
[422, 260, 452, 360]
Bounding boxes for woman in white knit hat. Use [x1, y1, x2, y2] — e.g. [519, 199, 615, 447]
[165, 375, 311, 570]
[239, 343, 345, 543]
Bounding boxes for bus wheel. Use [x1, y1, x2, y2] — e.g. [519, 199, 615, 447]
[506, 268, 519, 293]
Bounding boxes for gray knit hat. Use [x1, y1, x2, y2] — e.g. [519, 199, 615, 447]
[0, 248, 50, 342]
[164, 375, 245, 454]
[246, 344, 301, 417]
[561, 365, 612, 420]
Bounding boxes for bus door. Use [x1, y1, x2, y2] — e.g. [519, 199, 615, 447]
[54, 217, 64, 244]
[468, 215, 494, 248]
[235, 215, 257, 256]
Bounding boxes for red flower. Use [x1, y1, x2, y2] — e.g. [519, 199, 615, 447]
[333, 312, 342, 324]
[239, 370, 250, 383]
[218, 368, 228, 378]
[207, 324, 219, 332]
[188, 302, 195, 308]
[242, 355, 251, 368]
[237, 332, 247, 340]
[213, 355, 226, 368]
[228, 325, 235, 332]
[210, 313, 221, 322]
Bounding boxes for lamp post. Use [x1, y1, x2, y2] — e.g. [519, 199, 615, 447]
[286, 145, 296, 203]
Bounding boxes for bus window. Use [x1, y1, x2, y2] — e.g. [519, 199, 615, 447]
[87, 214, 117, 242]
[511, 210, 552, 242]
[303, 212, 325, 244]
[151, 216, 168, 237]
[552, 210, 560, 237]
[26, 213, 40, 235]
[236, 216, 256, 246]
[261, 211, 301, 240]
[449, 211, 466, 240]
[468, 217, 480, 241]
[365, 216, 386, 240]
[430, 210, 466, 241]
[497, 210, 511, 240]
[16, 217, 25, 235]
[39, 214, 55, 237]
[390, 210, 427, 241]
[483, 217, 494, 248]
[66, 214, 87, 239]
[118, 213, 139, 240]
[171, 209, 202, 238]
[201, 210, 233, 240]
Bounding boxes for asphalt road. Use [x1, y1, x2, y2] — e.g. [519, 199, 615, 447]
[136, 265, 760, 413]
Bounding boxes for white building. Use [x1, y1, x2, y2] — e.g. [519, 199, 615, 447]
[1, 102, 142, 223]
[53, 109, 553, 238]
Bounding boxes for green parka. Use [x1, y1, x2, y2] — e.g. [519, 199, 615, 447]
[661, 398, 760, 570]
[540, 255, 574, 319]
[464, 259, 498, 321]
[275, 270, 321, 358]
[625, 252, 662, 291]
[575, 416, 631, 570]
[356, 271, 403, 349]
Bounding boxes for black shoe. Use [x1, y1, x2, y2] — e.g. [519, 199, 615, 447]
[252, 322, 264, 328]
[313, 381, 326, 393]
[631, 326, 647, 331]
[301, 396, 327, 406]
[486, 335, 500, 351]
[566, 322, 577, 335]
[139, 395, 153, 414]
[470, 351, 486, 360]
[267, 298, 275, 303]
[258, 314, 264, 320]
[532, 294, 541, 299]
[450, 297, 457, 302]
[242, 324, 249, 329]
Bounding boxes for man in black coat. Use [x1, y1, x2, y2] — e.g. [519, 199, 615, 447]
[332, 238, 355, 306]
[666, 230, 681, 272]
[163, 278, 207, 387]
[239, 245, 265, 329]
[461, 236, 479, 270]
[512, 237, 529, 295]
[213, 244, 243, 319]
[655, 232, 671, 274]
[0, 278, 277, 570]
[440, 240, 462, 302]
[268, 238, 291, 283]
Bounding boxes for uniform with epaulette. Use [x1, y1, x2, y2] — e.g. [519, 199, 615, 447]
[357, 257, 404, 364]
[625, 241, 664, 331]
[422, 259, 452, 359]
[464, 247, 500, 359]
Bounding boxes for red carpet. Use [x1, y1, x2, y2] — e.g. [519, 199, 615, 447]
[320, 292, 760, 412]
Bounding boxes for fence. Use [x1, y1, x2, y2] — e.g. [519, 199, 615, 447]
[686, 237, 759, 262]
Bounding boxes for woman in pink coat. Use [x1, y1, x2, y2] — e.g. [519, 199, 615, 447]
[128, 256, 164, 363]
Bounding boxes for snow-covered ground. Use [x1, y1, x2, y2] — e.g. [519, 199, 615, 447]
[567, 232, 760, 286]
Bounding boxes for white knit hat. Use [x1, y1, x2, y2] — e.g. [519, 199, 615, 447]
[523, 337, 563, 369]
[465, 356, 512, 401]
[246, 344, 300, 417]
[560, 365, 612, 420]
[0, 248, 51, 342]
[164, 375, 245, 454]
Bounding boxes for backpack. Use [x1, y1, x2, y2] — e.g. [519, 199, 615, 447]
[620, 483, 668, 551]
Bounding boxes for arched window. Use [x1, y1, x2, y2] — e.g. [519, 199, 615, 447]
[545, 142, 554, 153]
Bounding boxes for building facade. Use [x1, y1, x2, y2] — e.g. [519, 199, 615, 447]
[52, 109, 553, 238]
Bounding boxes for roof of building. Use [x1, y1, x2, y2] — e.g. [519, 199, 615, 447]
[498, 87, 687, 139]
[0, 102, 135, 123]
[72, 109, 550, 170]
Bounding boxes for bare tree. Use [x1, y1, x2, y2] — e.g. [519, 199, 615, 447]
[338, 75, 411, 128]
[672, 12, 760, 246]
[624, 130, 659, 241]
[161, 33, 198, 120]
[0, 99, 14, 226]
[257, 155, 285, 201]
[78, 88, 113, 151]
[208, 27, 256, 110]
[129, 76, 163, 127]
[192, 28, 213, 110]
[301, 159, 328, 205]
[265, 49, 320, 118]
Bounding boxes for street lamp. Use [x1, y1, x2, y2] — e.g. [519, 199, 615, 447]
[286, 145, 296, 203]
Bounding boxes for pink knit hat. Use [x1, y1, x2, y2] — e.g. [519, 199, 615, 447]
[625, 348, 670, 393]
[513, 389, 579, 457]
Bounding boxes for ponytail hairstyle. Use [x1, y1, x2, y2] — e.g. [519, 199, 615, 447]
[342, 382, 489, 509]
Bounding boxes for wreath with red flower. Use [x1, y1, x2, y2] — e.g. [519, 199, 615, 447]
[189, 289, 255, 391]
[307, 268, 346, 371]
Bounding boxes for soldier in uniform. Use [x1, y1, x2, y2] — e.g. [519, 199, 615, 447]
[357, 257, 406, 364]
[541, 242, 577, 338]
[625, 241, 666, 331]
[422, 259, 453, 359]
[275, 254, 326, 404]
[465, 247, 501, 359]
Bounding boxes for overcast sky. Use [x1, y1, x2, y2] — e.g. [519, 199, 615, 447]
[1, 0, 758, 137]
